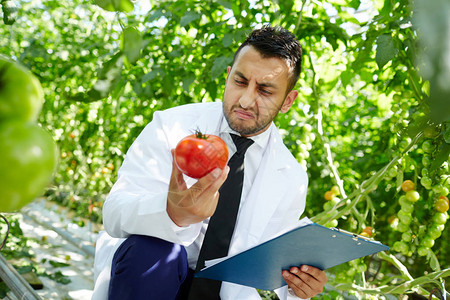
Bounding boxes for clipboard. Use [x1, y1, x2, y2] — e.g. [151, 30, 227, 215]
[194, 220, 389, 291]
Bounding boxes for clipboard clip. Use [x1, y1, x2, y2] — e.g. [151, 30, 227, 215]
[331, 227, 372, 242]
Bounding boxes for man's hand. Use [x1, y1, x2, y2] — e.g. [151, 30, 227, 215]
[282, 265, 327, 299]
[167, 149, 229, 227]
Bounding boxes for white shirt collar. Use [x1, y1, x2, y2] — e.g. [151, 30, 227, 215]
[219, 115, 272, 150]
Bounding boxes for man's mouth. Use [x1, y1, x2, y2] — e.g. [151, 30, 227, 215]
[234, 109, 255, 120]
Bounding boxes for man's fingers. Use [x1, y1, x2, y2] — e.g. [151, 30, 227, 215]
[196, 166, 229, 210]
[188, 166, 229, 202]
[170, 149, 186, 187]
[282, 266, 326, 298]
[282, 270, 312, 299]
[299, 265, 327, 285]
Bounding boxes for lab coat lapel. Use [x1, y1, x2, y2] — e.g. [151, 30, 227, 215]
[246, 127, 291, 244]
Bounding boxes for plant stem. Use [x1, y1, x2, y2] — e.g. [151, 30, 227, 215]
[331, 265, 450, 295]
[311, 132, 422, 224]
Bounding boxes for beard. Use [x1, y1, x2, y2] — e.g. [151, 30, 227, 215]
[223, 101, 281, 136]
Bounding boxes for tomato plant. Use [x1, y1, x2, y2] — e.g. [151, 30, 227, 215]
[174, 131, 228, 179]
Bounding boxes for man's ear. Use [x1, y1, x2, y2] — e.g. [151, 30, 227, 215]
[280, 90, 298, 113]
[225, 66, 232, 84]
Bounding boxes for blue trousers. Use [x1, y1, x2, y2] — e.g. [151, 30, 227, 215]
[108, 235, 194, 300]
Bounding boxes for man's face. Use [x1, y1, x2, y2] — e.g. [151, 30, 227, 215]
[222, 46, 298, 137]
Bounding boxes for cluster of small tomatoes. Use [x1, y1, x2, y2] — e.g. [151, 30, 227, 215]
[296, 123, 315, 170]
[322, 185, 341, 228]
[391, 125, 449, 257]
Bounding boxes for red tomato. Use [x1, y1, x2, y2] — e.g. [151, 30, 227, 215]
[174, 132, 228, 179]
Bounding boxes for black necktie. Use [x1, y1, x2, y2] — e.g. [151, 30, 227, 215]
[186, 133, 254, 300]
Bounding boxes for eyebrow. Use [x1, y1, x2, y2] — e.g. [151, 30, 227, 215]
[235, 71, 278, 89]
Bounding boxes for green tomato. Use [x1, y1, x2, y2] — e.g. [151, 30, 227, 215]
[398, 210, 412, 224]
[396, 222, 410, 233]
[399, 196, 415, 213]
[392, 93, 402, 101]
[355, 264, 367, 273]
[423, 125, 440, 138]
[428, 225, 443, 239]
[421, 140, 434, 153]
[0, 56, 44, 122]
[432, 212, 449, 225]
[323, 201, 333, 211]
[0, 121, 58, 212]
[421, 236, 435, 248]
[393, 241, 409, 254]
[401, 202, 414, 214]
[420, 176, 432, 189]
[388, 167, 398, 178]
[422, 155, 431, 167]
[401, 231, 412, 242]
[303, 124, 312, 132]
[325, 219, 338, 228]
[432, 184, 446, 195]
[405, 190, 420, 202]
[417, 246, 430, 257]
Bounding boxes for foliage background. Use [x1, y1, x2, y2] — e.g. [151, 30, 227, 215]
[1, 0, 449, 298]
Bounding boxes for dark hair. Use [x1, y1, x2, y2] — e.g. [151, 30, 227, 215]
[232, 25, 303, 91]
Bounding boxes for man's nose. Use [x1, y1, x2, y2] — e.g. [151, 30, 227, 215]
[239, 87, 257, 109]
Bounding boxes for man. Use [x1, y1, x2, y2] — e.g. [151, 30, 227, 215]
[92, 25, 327, 300]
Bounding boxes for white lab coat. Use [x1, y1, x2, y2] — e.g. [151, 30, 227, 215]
[92, 102, 308, 300]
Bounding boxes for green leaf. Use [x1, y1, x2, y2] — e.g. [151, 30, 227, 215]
[278, 0, 294, 14]
[445, 125, 450, 143]
[94, 0, 134, 13]
[182, 74, 195, 93]
[340, 70, 352, 87]
[142, 66, 165, 83]
[349, 0, 361, 9]
[380, 0, 393, 17]
[121, 27, 143, 65]
[66, 53, 124, 102]
[428, 251, 441, 272]
[376, 34, 398, 69]
[222, 33, 234, 47]
[49, 260, 70, 268]
[216, 0, 232, 9]
[147, 9, 165, 22]
[211, 55, 232, 79]
[180, 11, 201, 27]
[430, 142, 450, 171]
[94, 52, 124, 94]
